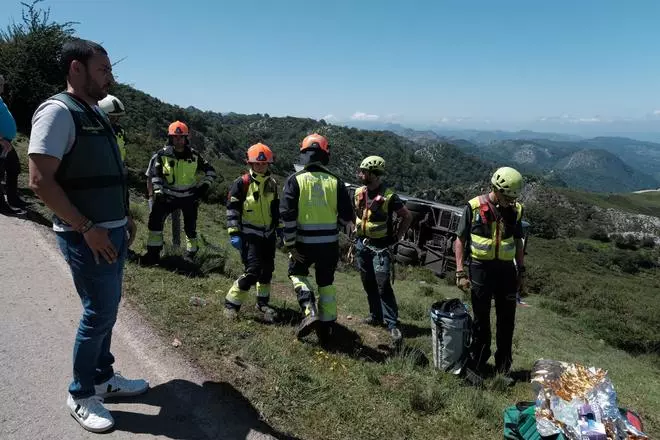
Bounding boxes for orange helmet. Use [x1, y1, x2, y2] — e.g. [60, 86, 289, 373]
[246, 143, 274, 163]
[300, 133, 329, 153]
[168, 121, 189, 136]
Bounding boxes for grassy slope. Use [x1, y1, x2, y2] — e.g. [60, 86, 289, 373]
[14, 139, 659, 439]
[559, 187, 660, 218]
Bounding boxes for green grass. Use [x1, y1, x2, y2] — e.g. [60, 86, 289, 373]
[526, 238, 660, 355]
[559, 187, 660, 217]
[13, 139, 660, 439]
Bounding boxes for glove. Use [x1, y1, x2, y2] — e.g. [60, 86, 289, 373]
[285, 246, 304, 263]
[455, 270, 471, 292]
[230, 235, 242, 250]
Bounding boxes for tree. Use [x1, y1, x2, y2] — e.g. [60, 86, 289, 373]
[0, 0, 76, 132]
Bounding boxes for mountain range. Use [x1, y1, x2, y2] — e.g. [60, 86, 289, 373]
[92, 84, 660, 197]
[379, 125, 660, 193]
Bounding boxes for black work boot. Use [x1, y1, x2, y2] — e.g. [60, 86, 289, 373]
[6, 195, 27, 208]
[139, 246, 162, 266]
[316, 321, 336, 347]
[256, 302, 278, 323]
[183, 249, 197, 263]
[0, 198, 25, 216]
[296, 302, 319, 339]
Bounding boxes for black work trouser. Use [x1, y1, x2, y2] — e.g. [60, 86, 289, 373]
[288, 242, 339, 307]
[0, 148, 21, 202]
[147, 196, 198, 246]
[468, 260, 517, 373]
[237, 234, 276, 291]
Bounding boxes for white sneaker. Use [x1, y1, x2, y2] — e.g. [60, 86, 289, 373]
[94, 372, 149, 398]
[67, 394, 114, 433]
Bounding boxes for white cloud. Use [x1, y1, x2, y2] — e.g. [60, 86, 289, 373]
[653, 110, 660, 115]
[351, 112, 380, 121]
[577, 117, 601, 123]
[321, 114, 338, 122]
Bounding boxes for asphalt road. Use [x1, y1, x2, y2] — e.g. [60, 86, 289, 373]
[0, 214, 293, 440]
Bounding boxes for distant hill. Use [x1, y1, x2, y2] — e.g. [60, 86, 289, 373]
[553, 149, 658, 193]
[382, 125, 660, 193]
[111, 84, 492, 204]
[431, 128, 584, 144]
[409, 135, 660, 193]
[523, 181, 660, 241]
[579, 137, 660, 182]
[344, 122, 584, 144]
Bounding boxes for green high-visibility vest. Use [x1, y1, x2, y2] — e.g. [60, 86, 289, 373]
[468, 195, 522, 261]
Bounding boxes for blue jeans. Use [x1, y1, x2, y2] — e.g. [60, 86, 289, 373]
[355, 239, 398, 329]
[56, 226, 127, 398]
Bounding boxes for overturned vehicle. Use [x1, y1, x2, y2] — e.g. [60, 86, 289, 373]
[346, 183, 529, 278]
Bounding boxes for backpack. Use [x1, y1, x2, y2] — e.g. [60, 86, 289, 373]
[503, 402, 567, 440]
[430, 299, 472, 374]
[240, 173, 250, 200]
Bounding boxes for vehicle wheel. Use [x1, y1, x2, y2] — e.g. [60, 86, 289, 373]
[397, 244, 418, 259]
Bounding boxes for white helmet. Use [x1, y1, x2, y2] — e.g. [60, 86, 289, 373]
[98, 94, 125, 116]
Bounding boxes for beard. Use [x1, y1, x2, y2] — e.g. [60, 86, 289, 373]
[85, 73, 107, 102]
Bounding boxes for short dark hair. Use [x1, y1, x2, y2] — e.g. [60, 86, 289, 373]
[59, 38, 108, 76]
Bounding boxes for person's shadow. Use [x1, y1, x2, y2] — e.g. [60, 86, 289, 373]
[108, 379, 302, 440]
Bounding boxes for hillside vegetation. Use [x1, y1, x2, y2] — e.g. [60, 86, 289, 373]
[445, 137, 660, 193]
[12, 136, 660, 439]
[2, 4, 659, 439]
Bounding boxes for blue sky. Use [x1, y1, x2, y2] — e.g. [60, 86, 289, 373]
[3, 0, 660, 128]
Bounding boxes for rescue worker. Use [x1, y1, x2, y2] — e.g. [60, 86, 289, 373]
[353, 155, 413, 343]
[142, 121, 216, 264]
[224, 143, 280, 322]
[146, 149, 182, 248]
[280, 133, 355, 342]
[98, 94, 127, 163]
[454, 166, 526, 377]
